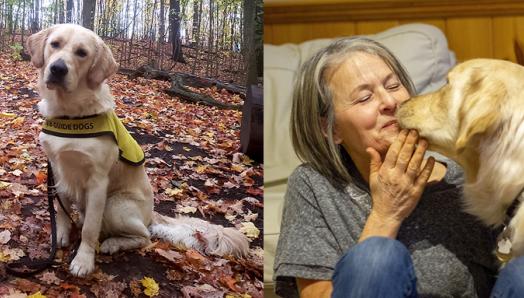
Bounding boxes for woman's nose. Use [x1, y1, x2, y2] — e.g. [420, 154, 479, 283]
[378, 90, 398, 112]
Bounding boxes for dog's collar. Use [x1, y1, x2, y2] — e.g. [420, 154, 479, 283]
[502, 189, 524, 228]
[53, 113, 101, 120]
[505, 196, 521, 224]
[495, 189, 524, 263]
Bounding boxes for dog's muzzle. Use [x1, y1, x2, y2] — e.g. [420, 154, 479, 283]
[47, 59, 68, 85]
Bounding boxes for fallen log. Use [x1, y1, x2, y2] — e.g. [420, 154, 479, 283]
[119, 66, 243, 110]
[165, 75, 242, 110]
[121, 66, 246, 98]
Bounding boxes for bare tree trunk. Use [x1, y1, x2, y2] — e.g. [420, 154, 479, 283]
[0, 0, 4, 50]
[0, 0, 3, 31]
[128, 0, 139, 65]
[53, 0, 57, 24]
[206, 0, 214, 77]
[7, 1, 13, 35]
[192, 0, 203, 74]
[21, 0, 26, 46]
[141, 0, 147, 38]
[59, 0, 65, 23]
[77, 0, 82, 24]
[11, 2, 20, 44]
[191, 0, 199, 47]
[228, 2, 235, 72]
[31, 0, 40, 33]
[220, 2, 229, 51]
[158, 0, 165, 69]
[159, 0, 165, 42]
[147, 0, 157, 67]
[82, 0, 96, 30]
[96, 0, 102, 35]
[238, 1, 244, 82]
[213, 2, 222, 78]
[120, 0, 132, 68]
[180, 0, 186, 44]
[66, 0, 73, 23]
[243, 0, 256, 87]
[169, 0, 184, 63]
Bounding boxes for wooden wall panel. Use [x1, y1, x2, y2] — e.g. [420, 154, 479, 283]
[265, 0, 524, 62]
[265, 22, 357, 45]
[446, 18, 493, 61]
[264, 25, 273, 44]
[355, 21, 399, 35]
[492, 17, 515, 61]
[269, 23, 314, 44]
[310, 22, 356, 40]
[514, 17, 524, 54]
[399, 19, 446, 33]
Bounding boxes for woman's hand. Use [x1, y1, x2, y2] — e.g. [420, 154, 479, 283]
[359, 129, 434, 241]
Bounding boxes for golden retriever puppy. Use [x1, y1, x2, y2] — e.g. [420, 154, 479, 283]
[396, 58, 524, 260]
[26, 24, 249, 277]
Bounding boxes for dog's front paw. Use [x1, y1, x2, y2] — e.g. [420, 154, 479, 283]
[69, 249, 95, 277]
[56, 223, 71, 248]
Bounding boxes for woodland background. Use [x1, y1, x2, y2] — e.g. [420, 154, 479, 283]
[0, 0, 263, 85]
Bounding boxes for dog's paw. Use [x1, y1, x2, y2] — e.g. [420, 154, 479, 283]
[69, 250, 95, 277]
[56, 226, 71, 248]
[53, 219, 71, 248]
[100, 238, 121, 255]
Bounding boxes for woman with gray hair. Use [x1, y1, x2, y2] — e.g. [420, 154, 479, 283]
[273, 37, 523, 297]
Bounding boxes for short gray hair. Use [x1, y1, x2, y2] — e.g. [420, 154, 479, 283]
[290, 37, 416, 188]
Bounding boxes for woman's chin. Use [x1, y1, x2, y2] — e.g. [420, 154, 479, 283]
[382, 129, 400, 144]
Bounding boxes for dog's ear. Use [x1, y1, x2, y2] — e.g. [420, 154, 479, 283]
[455, 73, 505, 152]
[26, 27, 54, 68]
[87, 38, 118, 89]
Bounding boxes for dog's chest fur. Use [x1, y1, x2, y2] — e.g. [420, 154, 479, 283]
[39, 132, 119, 204]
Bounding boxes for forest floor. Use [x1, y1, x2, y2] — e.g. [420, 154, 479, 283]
[0, 54, 263, 298]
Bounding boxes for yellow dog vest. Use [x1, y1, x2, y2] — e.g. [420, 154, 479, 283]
[42, 111, 145, 166]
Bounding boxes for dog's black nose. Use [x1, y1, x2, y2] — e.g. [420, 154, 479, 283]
[50, 59, 68, 78]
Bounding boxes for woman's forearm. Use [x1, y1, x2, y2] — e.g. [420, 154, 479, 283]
[358, 211, 401, 242]
[297, 278, 332, 298]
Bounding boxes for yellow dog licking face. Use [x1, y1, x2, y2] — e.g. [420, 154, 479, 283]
[397, 59, 524, 261]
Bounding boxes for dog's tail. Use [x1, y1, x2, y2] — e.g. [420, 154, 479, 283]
[149, 211, 249, 258]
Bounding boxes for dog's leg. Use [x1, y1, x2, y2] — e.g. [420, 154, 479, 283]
[69, 176, 108, 277]
[100, 217, 151, 254]
[55, 195, 72, 247]
[100, 196, 151, 254]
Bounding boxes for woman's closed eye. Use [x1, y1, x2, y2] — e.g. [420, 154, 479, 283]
[386, 82, 401, 90]
[355, 93, 372, 104]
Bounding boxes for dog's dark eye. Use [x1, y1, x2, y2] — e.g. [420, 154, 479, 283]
[50, 41, 60, 48]
[76, 49, 87, 57]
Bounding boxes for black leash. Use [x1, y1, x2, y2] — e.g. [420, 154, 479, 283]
[6, 163, 68, 276]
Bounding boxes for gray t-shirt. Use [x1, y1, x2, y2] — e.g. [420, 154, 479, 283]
[273, 152, 497, 298]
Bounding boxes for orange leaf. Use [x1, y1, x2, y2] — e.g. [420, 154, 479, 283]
[220, 275, 240, 292]
[35, 171, 47, 185]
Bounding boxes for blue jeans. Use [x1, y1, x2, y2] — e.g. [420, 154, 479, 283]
[491, 256, 524, 298]
[332, 237, 524, 298]
[332, 237, 417, 298]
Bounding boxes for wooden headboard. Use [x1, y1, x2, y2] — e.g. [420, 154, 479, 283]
[265, 0, 524, 62]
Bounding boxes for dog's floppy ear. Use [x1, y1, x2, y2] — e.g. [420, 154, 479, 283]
[455, 73, 505, 152]
[87, 37, 118, 89]
[26, 27, 54, 68]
